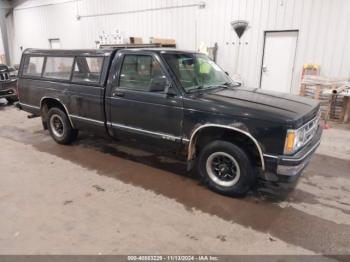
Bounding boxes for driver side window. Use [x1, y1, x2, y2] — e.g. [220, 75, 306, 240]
[119, 55, 167, 92]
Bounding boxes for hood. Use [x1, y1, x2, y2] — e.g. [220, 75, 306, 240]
[188, 87, 320, 127]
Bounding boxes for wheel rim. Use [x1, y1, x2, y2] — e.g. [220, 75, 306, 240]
[206, 152, 241, 187]
[50, 114, 65, 138]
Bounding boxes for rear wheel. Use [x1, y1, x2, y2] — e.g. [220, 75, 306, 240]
[197, 140, 254, 196]
[47, 107, 78, 144]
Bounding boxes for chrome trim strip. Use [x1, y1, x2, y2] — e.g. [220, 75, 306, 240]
[19, 102, 40, 110]
[263, 140, 320, 162]
[108, 122, 182, 142]
[70, 115, 104, 126]
[40, 96, 75, 128]
[281, 140, 321, 162]
[263, 154, 278, 159]
[188, 124, 265, 171]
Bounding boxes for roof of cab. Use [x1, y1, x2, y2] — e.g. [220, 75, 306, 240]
[22, 48, 115, 57]
[118, 48, 201, 54]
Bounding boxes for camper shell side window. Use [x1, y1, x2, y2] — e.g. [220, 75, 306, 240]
[43, 56, 74, 80]
[22, 56, 45, 77]
[21, 54, 106, 85]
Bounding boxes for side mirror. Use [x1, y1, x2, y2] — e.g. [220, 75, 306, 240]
[235, 81, 242, 87]
[149, 77, 168, 92]
[166, 85, 177, 97]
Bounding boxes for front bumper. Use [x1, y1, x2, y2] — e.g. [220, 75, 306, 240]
[0, 79, 17, 99]
[0, 88, 17, 98]
[262, 126, 322, 182]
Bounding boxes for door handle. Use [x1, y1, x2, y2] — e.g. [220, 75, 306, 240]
[262, 66, 268, 73]
[112, 91, 125, 97]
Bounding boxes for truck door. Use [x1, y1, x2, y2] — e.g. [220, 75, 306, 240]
[105, 51, 184, 148]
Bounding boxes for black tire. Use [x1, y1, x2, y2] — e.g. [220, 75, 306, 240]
[6, 97, 18, 104]
[196, 140, 254, 197]
[47, 107, 78, 145]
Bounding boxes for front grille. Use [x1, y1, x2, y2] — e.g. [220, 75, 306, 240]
[0, 72, 9, 81]
[302, 109, 321, 145]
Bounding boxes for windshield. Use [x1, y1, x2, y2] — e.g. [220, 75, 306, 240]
[162, 53, 233, 92]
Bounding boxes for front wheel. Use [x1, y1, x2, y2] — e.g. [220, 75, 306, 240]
[6, 97, 18, 104]
[47, 107, 78, 145]
[196, 140, 254, 197]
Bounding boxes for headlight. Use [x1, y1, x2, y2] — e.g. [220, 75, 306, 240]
[284, 111, 320, 155]
[284, 129, 302, 155]
[9, 71, 17, 77]
[8, 67, 18, 78]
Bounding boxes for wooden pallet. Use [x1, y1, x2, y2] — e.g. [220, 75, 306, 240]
[299, 80, 347, 121]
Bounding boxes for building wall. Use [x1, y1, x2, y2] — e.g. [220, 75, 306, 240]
[6, 0, 350, 93]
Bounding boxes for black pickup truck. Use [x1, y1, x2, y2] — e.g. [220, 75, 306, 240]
[17, 48, 322, 196]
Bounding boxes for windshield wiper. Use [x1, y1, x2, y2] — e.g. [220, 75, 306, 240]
[205, 83, 232, 90]
[221, 82, 240, 87]
[229, 81, 242, 87]
[187, 85, 204, 92]
[187, 82, 235, 93]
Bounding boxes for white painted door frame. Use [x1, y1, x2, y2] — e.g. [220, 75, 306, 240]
[259, 30, 299, 93]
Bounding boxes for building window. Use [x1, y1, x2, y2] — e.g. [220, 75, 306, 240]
[23, 56, 45, 77]
[43, 56, 74, 80]
[49, 38, 61, 49]
[72, 57, 104, 83]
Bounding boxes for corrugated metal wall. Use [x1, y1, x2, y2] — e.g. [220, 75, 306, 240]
[6, 0, 350, 93]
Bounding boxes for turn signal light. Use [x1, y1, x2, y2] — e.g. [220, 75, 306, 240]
[285, 131, 296, 154]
